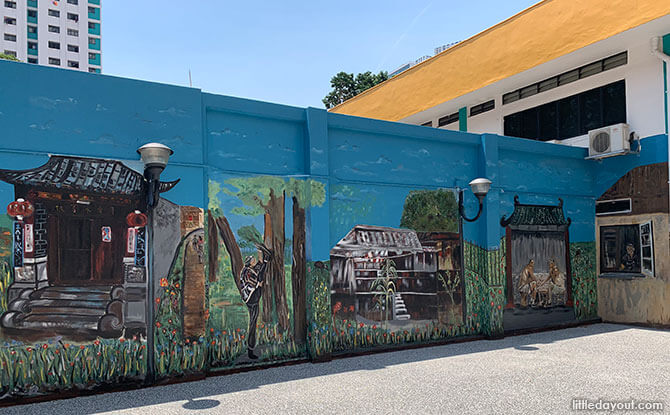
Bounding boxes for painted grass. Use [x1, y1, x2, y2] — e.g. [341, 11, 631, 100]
[0, 337, 146, 396]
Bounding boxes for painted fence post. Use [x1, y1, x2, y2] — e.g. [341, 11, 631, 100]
[305, 107, 333, 362]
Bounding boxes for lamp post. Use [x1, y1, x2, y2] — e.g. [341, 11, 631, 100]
[137, 142, 173, 384]
[458, 178, 492, 222]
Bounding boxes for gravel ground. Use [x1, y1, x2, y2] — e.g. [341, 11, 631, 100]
[3, 323, 669, 414]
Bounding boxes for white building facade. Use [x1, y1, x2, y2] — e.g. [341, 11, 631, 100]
[406, 16, 670, 151]
[1, 0, 101, 73]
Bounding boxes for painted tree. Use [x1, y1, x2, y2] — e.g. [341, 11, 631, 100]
[286, 178, 326, 343]
[222, 176, 290, 330]
[399, 189, 459, 232]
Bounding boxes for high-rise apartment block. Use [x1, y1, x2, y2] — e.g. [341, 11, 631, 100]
[1, 0, 101, 73]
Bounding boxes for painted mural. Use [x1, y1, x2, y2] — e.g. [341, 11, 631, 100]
[329, 189, 474, 352]
[500, 197, 576, 332]
[205, 175, 325, 367]
[0, 156, 181, 398]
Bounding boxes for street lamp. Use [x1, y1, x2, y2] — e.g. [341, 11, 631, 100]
[137, 142, 174, 209]
[137, 142, 173, 385]
[458, 177, 492, 222]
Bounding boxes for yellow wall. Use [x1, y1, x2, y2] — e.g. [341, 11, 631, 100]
[331, 0, 670, 121]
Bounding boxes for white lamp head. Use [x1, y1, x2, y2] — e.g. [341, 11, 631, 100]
[137, 142, 174, 171]
[469, 177, 492, 198]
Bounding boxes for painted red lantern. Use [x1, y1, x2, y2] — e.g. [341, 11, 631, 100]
[7, 199, 34, 220]
[126, 210, 147, 228]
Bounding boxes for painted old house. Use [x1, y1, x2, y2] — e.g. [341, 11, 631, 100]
[0, 156, 177, 337]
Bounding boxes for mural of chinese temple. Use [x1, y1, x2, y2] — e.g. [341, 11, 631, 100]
[330, 225, 463, 325]
[500, 197, 575, 331]
[0, 156, 178, 337]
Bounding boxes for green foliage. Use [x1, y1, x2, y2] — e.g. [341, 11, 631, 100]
[570, 242, 597, 320]
[286, 178, 327, 208]
[400, 189, 459, 232]
[0, 262, 12, 313]
[237, 225, 263, 249]
[224, 176, 286, 217]
[208, 180, 222, 212]
[322, 70, 388, 109]
[0, 338, 146, 396]
[0, 53, 19, 62]
[371, 259, 397, 326]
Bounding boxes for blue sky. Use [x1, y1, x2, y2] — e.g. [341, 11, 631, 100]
[103, 0, 539, 109]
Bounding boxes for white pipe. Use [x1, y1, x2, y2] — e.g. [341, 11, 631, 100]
[650, 37, 670, 213]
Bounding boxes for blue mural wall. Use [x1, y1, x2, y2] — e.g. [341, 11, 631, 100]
[0, 59, 667, 401]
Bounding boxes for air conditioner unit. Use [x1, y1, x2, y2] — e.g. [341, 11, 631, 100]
[587, 123, 630, 159]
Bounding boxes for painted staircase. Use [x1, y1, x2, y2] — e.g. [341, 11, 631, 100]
[393, 294, 411, 321]
[1, 286, 125, 337]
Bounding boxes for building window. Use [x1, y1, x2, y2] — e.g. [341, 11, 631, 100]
[27, 9, 37, 18]
[503, 52, 627, 105]
[48, 25, 60, 33]
[503, 80, 626, 141]
[87, 6, 95, 13]
[67, 28, 78, 36]
[3, 49, 16, 57]
[470, 100, 495, 117]
[67, 44, 78, 52]
[599, 223, 653, 276]
[67, 13, 78, 22]
[438, 112, 459, 127]
[27, 25, 37, 34]
[67, 0, 78, 4]
[88, 67, 99, 73]
[3, 17, 16, 25]
[48, 9, 60, 17]
[87, 22, 96, 29]
[421, 121, 432, 127]
[3, 33, 16, 41]
[4, 1, 16, 9]
[48, 41, 60, 49]
[27, 41, 37, 50]
[88, 36, 96, 44]
[48, 57, 60, 65]
[27, 57, 37, 64]
[67, 60, 78, 68]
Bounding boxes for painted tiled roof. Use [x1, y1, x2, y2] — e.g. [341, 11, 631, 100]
[500, 196, 570, 228]
[0, 156, 178, 196]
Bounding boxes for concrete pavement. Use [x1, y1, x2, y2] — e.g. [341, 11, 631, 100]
[4, 323, 669, 414]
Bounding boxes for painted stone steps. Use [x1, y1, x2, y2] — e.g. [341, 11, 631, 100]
[19, 314, 101, 330]
[32, 287, 116, 301]
[0, 285, 125, 337]
[394, 294, 411, 321]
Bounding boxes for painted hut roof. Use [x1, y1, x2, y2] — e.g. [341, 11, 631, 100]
[500, 196, 571, 229]
[330, 225, 425, 257]
[0, 156, 178, 197]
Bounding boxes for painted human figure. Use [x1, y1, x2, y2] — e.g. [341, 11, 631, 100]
[620, 243, 639, 272]
[239, 243, 272, 359]
[518, 259, 537, 307]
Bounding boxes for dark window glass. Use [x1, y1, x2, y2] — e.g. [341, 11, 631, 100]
[600, 225, 640, 274]
[27, 9, 37, 18]
[520, 107, 538, 139]
[48, 9, 59, 17]
[438, 112, 459, 127]
[558, 95, 579, 139]
[580, 88, 602, 134]
[603, 80, 626, 126]
[538, 102, 558, 141]
[27, 57, 37, 64]
[504, 112, 522, 138]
